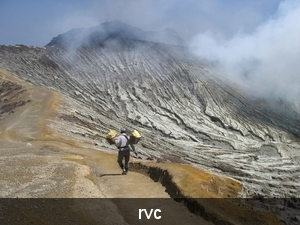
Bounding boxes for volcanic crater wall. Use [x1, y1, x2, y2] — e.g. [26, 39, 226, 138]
[1, 38, 300, 197]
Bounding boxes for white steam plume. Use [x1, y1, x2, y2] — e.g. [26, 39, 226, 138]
[190, 0, 300, 109]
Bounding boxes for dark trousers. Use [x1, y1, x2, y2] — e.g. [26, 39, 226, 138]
[117, 150, 130, 171]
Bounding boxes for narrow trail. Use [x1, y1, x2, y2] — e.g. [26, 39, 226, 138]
[0, 69, 55, 142]
[92, 161, 171, 198]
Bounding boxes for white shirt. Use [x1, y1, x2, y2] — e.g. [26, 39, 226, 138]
[115, 133, 130, 151]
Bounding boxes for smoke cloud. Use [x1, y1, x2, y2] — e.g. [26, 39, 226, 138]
[190, 0, 300, 109]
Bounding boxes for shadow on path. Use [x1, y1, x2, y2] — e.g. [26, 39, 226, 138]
[98, 173, 122, 177]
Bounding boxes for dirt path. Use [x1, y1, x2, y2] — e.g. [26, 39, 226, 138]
[0, 69, 182, 200]
[0, 87, 55, 142]
[0, 69, 55, 142]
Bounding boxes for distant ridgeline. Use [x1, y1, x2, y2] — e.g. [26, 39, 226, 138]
[46, 20, 186, 48]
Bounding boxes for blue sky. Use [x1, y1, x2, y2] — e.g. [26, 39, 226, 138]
[0, 0, 282, 46]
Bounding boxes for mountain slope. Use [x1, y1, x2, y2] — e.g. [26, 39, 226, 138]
[0, 22, 300, 198]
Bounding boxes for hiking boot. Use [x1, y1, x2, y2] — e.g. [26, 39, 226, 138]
[122, 169, 127, 175]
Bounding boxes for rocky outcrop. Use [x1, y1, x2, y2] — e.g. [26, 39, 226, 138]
[0, 22, 300, 199]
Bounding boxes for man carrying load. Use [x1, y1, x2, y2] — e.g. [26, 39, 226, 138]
[107, 127, 141, 175]
[113, 128, 131, 175]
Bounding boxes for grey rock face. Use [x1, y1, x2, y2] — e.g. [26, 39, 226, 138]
[1, 25, 300, 197]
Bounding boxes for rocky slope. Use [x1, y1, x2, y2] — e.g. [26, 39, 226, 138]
[1, 68, 278, 225]
[0, 22, 300, 200]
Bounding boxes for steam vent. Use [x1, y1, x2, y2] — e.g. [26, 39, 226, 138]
[0, 21, 299, 224]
